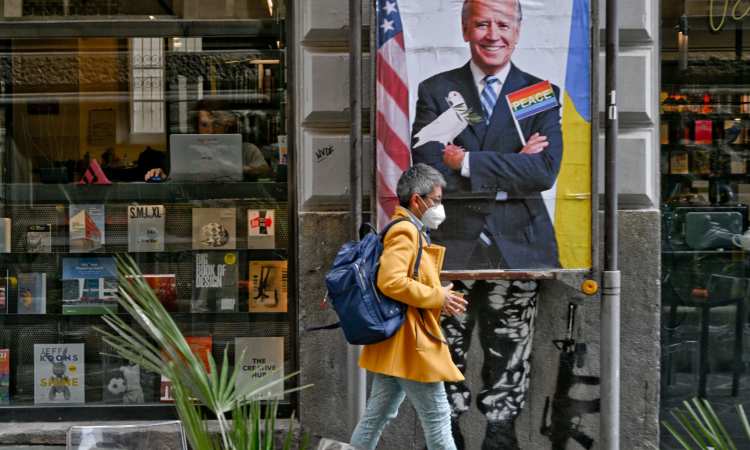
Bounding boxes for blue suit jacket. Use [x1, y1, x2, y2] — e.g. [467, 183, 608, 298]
[411, 62, 562, 269]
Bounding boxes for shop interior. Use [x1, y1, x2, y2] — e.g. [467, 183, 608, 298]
[661, 1, 750, 447]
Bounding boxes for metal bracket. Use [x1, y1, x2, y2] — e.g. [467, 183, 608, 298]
[549, 269, 600, 302]
[554, 270, 597, 295]
[440, 269, 600, 301]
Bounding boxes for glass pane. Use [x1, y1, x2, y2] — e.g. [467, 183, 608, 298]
[661, 1, 750, 448]
[0, 0, 285, 19]
[0, 32, 291, 413]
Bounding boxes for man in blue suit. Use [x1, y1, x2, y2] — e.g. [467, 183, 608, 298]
[411, 0, 563, 448]
[412, 3, 562, 271]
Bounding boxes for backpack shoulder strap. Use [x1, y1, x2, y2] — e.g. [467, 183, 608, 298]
[305, 322, 340, 332]
[380, 217, 423, 280]
[379, 217, 410, 237]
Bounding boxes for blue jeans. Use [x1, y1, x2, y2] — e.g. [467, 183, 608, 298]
[350, 372, 456, 450]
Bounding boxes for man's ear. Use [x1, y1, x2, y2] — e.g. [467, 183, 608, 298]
[409, 193, 422, 213]
[409, 193, 418, 209]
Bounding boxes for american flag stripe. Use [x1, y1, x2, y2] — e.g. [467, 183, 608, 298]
[378, 30, 407, 73]
[376, 111, 410, 166]
[377, 171, 398, 226]
[377, 37, 408, 83]
[376, 0, 410, 230]
[377, 141, 405, 188]
[376, 140, 404, 227]
[376, 83, 410, 142]
[377, 59, 409, 115]
[376, 134, 407, 224]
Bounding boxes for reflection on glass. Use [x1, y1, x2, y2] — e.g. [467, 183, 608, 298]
[1, 37, 285, 186]
[4, 0, 284, 20]
[0, 32, 290, 410]
[131, 37, 164, 134]
[661, 3, 750, 449]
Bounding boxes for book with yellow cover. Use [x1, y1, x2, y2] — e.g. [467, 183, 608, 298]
[248, 260, 288, 313]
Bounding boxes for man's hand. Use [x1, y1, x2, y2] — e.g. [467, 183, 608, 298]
[442, 144, 466, 170]
[441, 283, 468, 316]
[520, 133, 549, 154]
[144, 168, 167, 181]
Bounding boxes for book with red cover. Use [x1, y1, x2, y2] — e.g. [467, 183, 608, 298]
[159, 336, 212, 402]
[69, 204, 105, 253]
[0, 349, 8, 404]
[694, 119, 713, 144]
[247, 209, 276, 249]
[127, 274, 177, 312]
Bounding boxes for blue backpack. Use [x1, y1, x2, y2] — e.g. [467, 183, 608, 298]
[314, 218, 423, 345]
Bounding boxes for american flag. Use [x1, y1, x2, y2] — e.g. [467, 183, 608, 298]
[376, 0, 410, 229]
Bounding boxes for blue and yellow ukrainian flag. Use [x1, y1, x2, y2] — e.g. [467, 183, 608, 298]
[555, 0, 592, 268]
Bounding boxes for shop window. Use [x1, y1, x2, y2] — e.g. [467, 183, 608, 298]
[661, 1, 750, 448]
[3, 0, 282, 19]
[0, 6, 293, 422]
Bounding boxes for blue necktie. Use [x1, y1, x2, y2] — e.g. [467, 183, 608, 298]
[481, 75, 500, 124]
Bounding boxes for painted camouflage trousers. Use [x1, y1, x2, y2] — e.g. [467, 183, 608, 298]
[441, 279, 539, 423]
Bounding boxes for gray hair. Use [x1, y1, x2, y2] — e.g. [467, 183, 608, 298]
[397, 163, 446, 207]
[461, 0, 523, 25]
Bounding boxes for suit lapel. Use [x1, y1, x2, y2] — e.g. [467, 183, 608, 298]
[482, 64, 526, 152]
[452, 62, 486, 143]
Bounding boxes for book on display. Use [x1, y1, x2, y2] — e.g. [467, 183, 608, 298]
[127, 204, 165, 252]
[62, 257, 118, 315]
[192, 208, 236, 250]
[69, 204, 105, 252]
[235, 336, 284, 400]
[248, 260, 288, 313]
[26, 224, 52, 253]
[160, 336, 212, 402]
[34, 343, 85, 404]
[16, 273, 46, 314]
[192, 252, 238, 312]
[247, 209, 276, 249]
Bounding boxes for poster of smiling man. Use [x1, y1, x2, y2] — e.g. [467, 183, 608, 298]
[375, 1, 593, 448]
[376, 0, 592, 272]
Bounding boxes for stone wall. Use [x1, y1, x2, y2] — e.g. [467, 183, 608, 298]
[296, 210, 660, 450]
[293, 0, 662, 448]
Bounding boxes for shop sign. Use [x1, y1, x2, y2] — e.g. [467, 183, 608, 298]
[710, 0, 750, 31]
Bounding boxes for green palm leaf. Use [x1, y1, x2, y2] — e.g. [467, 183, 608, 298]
[661, 397, 749, 450]
[737, 404, 750, 442]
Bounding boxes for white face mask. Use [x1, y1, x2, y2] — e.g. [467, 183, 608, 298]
[421, 203, 446, 230]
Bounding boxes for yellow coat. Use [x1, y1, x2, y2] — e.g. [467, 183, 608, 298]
[359, 207, 464, 383]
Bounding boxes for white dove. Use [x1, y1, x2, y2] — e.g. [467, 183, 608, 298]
[413, 91, 478, 148]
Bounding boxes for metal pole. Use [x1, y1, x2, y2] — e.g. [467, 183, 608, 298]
[371, 0, 379, 226]
[603, 0, 621, 448]
[347, 0, 367, 434]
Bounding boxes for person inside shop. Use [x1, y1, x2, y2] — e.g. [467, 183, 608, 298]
[144, 100, 271, 181]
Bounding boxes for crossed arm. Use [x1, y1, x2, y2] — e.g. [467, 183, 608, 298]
[411, 81, 563, 195]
